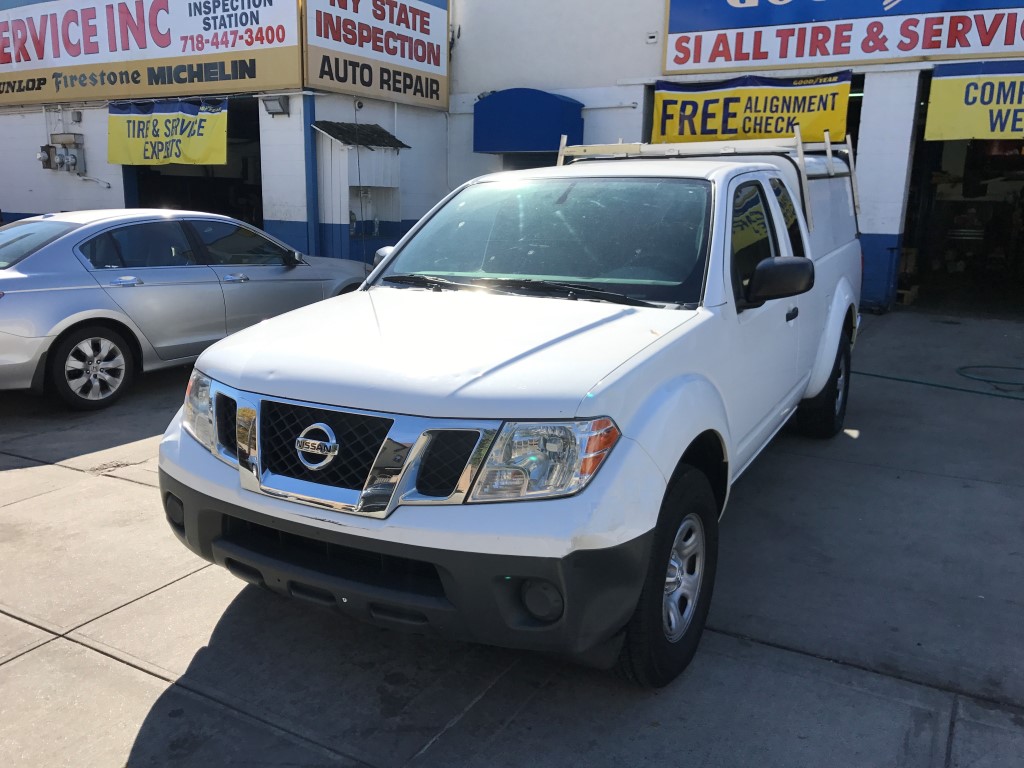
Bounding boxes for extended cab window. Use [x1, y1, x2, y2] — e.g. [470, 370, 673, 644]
[193, 221, 290, 265]
[379, 177, 712, 306]
[730, 182, 778, 304]
[769, 177, 806, 259]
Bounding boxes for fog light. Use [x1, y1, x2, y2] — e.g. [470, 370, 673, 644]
[520, 579, 564, 623]
[164, 492, 184, 528]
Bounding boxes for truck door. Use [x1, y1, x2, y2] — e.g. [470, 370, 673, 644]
[721, 175, 802, 468]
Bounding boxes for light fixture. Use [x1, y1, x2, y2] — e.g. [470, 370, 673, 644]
[261, 95, 290, 116]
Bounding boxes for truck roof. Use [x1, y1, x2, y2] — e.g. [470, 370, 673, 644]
[477, 159, 771, 184]
[475, 154, 846, 184]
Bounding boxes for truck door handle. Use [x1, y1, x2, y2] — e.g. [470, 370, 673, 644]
[223, 273, 250, 283]
[110, 276, 143, 287]
[786, 307, 799, 322]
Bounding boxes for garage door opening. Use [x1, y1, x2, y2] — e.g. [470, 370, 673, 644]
[903, 73, 1024, 317]
[128, 97, 263, 227]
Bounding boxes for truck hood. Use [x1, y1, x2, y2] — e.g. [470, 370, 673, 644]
[197, 286, 697, 419]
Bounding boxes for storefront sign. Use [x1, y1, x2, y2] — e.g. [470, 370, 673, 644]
[665, 1, 1024, 74]
[652, 72, 851, 143]
[107, 100, 227, 164]
[925, 61, 1024, 139]
[0, 0, 302, 107]
[305, 0, 448, 110]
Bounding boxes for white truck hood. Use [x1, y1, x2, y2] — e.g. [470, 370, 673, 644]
[196, 286, 696, 419]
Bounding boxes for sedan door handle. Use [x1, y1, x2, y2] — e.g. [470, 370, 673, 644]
[223, 273, 250, 283]
[786, 307, 799, 322]
[109, 276, 143, 287]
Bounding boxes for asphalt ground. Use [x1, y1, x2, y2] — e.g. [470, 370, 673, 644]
[1, 308, 1022, 767]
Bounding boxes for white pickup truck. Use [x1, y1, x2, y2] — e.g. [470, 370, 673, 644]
[159, 139, 862, 687]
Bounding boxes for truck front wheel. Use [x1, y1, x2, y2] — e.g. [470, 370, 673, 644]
[794, 331, 851, 439]
[618, 464, 719, 688]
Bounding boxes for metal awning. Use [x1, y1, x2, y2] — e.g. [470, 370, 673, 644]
[473, 88, 584, 154]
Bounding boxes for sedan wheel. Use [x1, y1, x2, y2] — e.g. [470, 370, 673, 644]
[49, 326, 135, 410]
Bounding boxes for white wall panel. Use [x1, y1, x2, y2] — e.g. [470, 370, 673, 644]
[259, 99, 308, 224]
[0, 107, 124, 218]
[856, 70, 921, 236]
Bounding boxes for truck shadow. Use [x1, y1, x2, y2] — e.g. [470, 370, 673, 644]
[122, 582, 598, 766]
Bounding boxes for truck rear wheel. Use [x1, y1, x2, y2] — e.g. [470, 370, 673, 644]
[618, 464, 718, 688]
[794, 331, 851, 439]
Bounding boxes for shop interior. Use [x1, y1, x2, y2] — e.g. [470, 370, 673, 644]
[130, 97, 264, 227]
[903, 79, 1024, 316]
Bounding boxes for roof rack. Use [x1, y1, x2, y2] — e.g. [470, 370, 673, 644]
[556, 127, 860, 231]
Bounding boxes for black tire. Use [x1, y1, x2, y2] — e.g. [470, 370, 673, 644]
[793, 331, 851, 439]
[618, 464, 719, 688]
[48, 326, 135, 411]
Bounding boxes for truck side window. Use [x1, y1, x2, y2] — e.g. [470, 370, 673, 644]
[730, 182, 778, 303]
[769, 178, 806, 259]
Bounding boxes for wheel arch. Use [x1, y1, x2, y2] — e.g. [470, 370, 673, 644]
[673, 431, 729, 517]
[805, 276, 858, 398]
[35, 317, 145, 391]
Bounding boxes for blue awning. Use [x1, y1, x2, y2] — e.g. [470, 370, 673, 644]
[473, 88, 584, 154]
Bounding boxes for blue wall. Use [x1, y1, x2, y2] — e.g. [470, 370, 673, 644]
[319, 220, 416, 263]
[263, 220, 311, 255]
[0, 211, 35, 225]
[268, 218, 415, 263]
[861, 233, 902, 312]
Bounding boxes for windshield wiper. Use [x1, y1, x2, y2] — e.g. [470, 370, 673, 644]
[381, 274, 464, 291]
[471, 277, 660, 308]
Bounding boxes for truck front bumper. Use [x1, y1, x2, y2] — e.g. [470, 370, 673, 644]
[159, 469, 653, 661]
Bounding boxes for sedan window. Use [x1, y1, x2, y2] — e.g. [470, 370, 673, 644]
[191, 220, 291, 266]
[82, 221, 197, 269]
[0, 220, 78, 269]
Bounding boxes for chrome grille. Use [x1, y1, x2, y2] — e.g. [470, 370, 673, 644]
[196, 381, 500, 518]
[259, 400, 393, 490]
[215, 394, 238, 455]
[416, 431, 481, 498]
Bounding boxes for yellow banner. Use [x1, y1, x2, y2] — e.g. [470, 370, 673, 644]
[108, 101, 227, 166]
[653, 73, 851, 143]
[926, 66, 1024, 141]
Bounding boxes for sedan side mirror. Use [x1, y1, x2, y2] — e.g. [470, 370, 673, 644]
[285, 250, 304, 267]
[745, 257, 815, 306]
[374, 246, 394, 267]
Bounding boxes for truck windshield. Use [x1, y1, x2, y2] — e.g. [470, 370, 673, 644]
[379, 177, 712, 306]
[0, 220, 78, 270]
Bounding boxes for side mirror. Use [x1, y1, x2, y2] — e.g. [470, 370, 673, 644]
[374, 246, 394, 267]
[285, 250, 304, 267]
[745, 257, 815, 305]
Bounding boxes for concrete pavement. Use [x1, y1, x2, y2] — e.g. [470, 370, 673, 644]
[1, 309, 1022, 767]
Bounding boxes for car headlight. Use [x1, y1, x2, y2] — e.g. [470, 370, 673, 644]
[469, 418, 621, 502]
[182, 370, 216, 452]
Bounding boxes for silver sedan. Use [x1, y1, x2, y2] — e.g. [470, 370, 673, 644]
[0, 209, 370, 409]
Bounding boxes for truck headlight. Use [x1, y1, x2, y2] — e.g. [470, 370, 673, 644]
[469, 418, 620, 502]
[182, 370, 216, 452]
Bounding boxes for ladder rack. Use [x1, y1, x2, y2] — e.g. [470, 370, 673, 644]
[556, 128, 861, 230]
